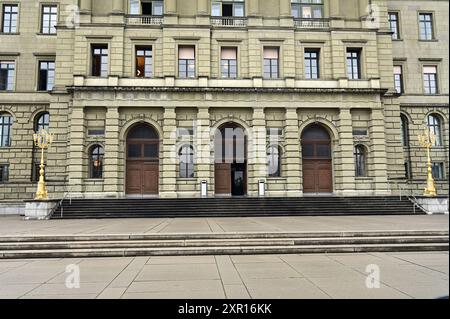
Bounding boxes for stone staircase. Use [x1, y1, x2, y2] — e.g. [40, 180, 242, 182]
[50, 196, 426, 219]
[0, 230, 447, 259]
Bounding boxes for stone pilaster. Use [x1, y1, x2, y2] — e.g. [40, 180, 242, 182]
[112, 0, 124, 13]
[285, 109, 302, 197]
[248, 108, 267, 197]
[103, 107, 120, 196]
[196, 107, 212, 196]
[370, 108, 390, 195]
[197, 0, 208, 15]
[279, 0, 294, 27]
[160, 107, 177, 198]
[248, 0, 262, 26]
[329, 0, 340, 17]
[68, 107, 85, 196]
[336, 108, 356, 195]
[79, 0, 92, 13]
[359, 0, 370, 19]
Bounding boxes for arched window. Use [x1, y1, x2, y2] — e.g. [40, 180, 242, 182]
[89, 145, 104, 179]
[400, 114, 409, 147]
[0, 113, 13, 147]
[427, 114, 442, 146]
[268, 145, 281, 177]
[354, 145, 367, 177]
[179, 145, 194, 178]
[35, 112, 50, 132]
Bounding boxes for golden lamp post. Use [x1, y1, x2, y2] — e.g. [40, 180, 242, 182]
[33, 129, 54, 200]
[418, 128, 437, 197]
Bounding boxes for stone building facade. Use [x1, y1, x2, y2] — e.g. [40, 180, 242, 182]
[0, 0, 448, 202]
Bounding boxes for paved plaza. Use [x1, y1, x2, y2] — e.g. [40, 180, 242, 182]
[0, 252, 447, 299]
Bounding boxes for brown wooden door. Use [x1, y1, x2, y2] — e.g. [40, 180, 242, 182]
[126, 161, 159, 195]
[215, 163, 231, 194]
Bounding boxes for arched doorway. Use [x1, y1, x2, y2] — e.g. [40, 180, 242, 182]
[301, 124, 333, 194]
[126, 123, 159, 195]
[214, 122, 247, 196]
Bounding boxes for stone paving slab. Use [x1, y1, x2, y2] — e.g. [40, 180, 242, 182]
[0, 252, 447, 299]
[0, 215, 447, 237]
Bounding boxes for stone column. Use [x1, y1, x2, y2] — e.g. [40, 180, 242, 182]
[280, 0, 291, 17]
[68, 106, 85, 196]
[284, 109, 302, 197]
[103, 107, 120, 196]
[160, 107, 177, 198]
[370, 108, 389, 195]
[79, 0, 92, 13]
[165, 0, 177, 14]
[336, 108, 355, 195]
[196, 107, 212, 196]
[197, 0, 208, 15]
[248, 108, 267, 197]
[112, 0, 124, 14]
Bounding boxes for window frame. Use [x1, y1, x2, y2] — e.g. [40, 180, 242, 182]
[89, 145, 105, 179]
[178, 45, 196, 79]
[291, 0, 324, 19]
[354, 145, 367, 178]
[1, 3, 18, 34]
[393, 65, 404, 94]
[0, 164, 9, 183]
[418, 12, 434, 41]
[38, 60, 55, 91]
[0, 113, 13, 147]
[91, 44, 109, 77]
[220, 47, 238, 79]
[400, 114, 409, 147]
[40, 4, 58, 35]
[35, 112, 50, 133]
[423, 65, 438, 95]
[135, 45, 153, 78]
[178, 144, 195, 179]
[346, 48, 362, 80]
[432, 162, 445, 180]
[268, 145, 282, 178]
[427, 114, 443, 147]
[211, 1, 245, 18]
[0, 60, 16, 91]
[263, 47, 280, 79]
[304, 48, 320, 80]
[388, 12, 401, 40]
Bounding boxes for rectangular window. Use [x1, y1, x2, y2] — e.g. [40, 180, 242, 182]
[211, 1, 245, 17]
[178, 46, 195, 78]
[291, 0, 323, 19]
[404, 161, 412, 179]
[91, 45, 108, 77]
[419, 13, 433, 40]
[140, 1, 164, 15]
[263, 47, 279, 79]
[432, 162, 445, 180]
[38, 61, 55, 91]
[304, 49, 320, 79]
[1, 4, 18, 33]
[0, 164, 9, 182]
[388, 12, 400, 40]
[423, 66, 438, 94]
[393, 65, 403, 94]
[135, 46, 153, 78]
[221, 47, 237, 78]
[347, 49, 361, 80]
[0, 61, 15, 91]
[41, 5, 57, 34]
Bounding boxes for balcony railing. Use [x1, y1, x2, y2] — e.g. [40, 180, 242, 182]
[294, 18, 330, 29]
[126, 15, 164, 25]
[211, 17, 248, 27]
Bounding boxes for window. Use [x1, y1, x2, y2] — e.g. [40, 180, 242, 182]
[427, 114, 442, 146]
[268, 145, 282, 178]
[1, 4, 18, 33]
[179, 145, 194, 178]
[352, 129, 368, 136]
[91, 45, 108, 77]
[0, 113, 13, 147]
[419, 13, 433, 40]
[400, 114, 409, 147]
[89, 145, 104, 179]
[423, 66, 438, 94]
[388, 12, 400, 40]
[404, 161, 411, 179]
[432, 162, 445, 180]
[178, 46, 195, 78]
[291, 0, 323, 19]
[347, 49, 361, 80]
[354, 145, 366, 177]
[0, 164, 9, 182]
[221, 47, 237, 78]
[38, 61, 55, 91]
[0, 61, 15, 91]
[41, 5, 57, 34]
[304, 49, 320, 79]
[212, 0, 245, 17]
[135, 47, 152, 78]
[263, 47, 279, 79]
[393, 66, 403, 94]
[35, 112, 50, 132]
[139, 0, 164, 15]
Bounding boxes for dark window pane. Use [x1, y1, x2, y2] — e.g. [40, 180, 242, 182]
[128, 144, 141, 158]
[144, 144, 158, 158]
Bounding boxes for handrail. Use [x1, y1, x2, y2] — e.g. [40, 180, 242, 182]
[294, 18, 330, 29]
[211, 16, 248, 27]
[48, 183, 83, 219]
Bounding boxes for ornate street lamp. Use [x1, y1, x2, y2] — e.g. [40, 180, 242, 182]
[33, 129, 54, 200]
[418, 128, 437, 197]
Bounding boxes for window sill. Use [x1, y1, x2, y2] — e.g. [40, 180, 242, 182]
[419, 39, 438, 42]
[392, 38, 403, 41]
[36, 33, 57, 36]
[267, 177, 287, 181]
[85, 178, 104, 182]
[0, 32, 20, 36]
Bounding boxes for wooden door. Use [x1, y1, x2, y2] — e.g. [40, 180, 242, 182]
[215, 163, 231, 194]
[143, 163, 159, 194]
[126, 161, 159, 195]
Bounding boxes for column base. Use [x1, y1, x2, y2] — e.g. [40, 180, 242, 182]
[24, 200, 58, 220]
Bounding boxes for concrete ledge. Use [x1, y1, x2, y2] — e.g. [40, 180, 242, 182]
[415, 197, 449, 214]
[0, 202, 25, 216]
[24, 200, 59, 220]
